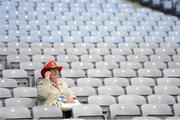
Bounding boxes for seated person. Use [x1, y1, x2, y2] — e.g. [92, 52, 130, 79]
[37, 60, 77, 118]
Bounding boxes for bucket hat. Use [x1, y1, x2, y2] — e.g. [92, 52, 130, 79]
[41, 60, 63, 78]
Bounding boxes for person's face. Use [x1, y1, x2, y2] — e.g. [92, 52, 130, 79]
[49, 68, 60, 80]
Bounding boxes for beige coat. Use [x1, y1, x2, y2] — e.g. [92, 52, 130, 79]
[37, 78, 75, 105]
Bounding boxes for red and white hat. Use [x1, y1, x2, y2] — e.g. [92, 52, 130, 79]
[41, 60, 63, 78]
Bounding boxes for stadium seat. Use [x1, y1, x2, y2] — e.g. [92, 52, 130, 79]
[157, 78, 180, 87]
[2, 69, 31, 86]
[104, 78, 129, 87]
[118, 95, 146, 105]
[61, 69, 86, 78]
[0, 106, 31, 119]
[88, 95, 116, 113]
[5, 97, 36, 108]
[0, 78, 17, 89]
[148, 94, 176, 105]
[130, 77, 155, 87]
[98, 86, 124, 97]
[87, 69, 112, 78]
[72, 104, 105, 119]
[141, 104, 172, 119]
[70, 86, 96, 103]
[113, 69, 137, 78]
[32, 105, 63, 119]
[13, 87, 37, 98]
[109, 104, 140, 120]
[126, 85, 152, 96]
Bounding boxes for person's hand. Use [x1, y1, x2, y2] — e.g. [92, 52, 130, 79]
[66, 96, 75, 103]
[45, 71, 51, 80]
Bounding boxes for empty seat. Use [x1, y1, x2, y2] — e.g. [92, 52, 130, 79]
[5, 97, 36, 108]
[144, 62, 167, 69]
[127, 55, 149, 62]
[120, 62, 142, 69]
[155, 48, 176, 55]
[7, 55, 30, 68]
[147, 94, 175, 105]
[88, 95, 116, 112]
[150, 55, 172, 62]
[110, 104, 140, 119]
[71, 62, 94, 70]
[87, 69, 112, 78]
[168, 62, 180, 68]
[19, 48, 42, 55]
[77, 78, 102, 88]
[133, 48, 154, 56]
[89, 48, 110, 55]
[118, 43, 138, 49]
[157, 78, 180, 87]
[20, 61, 44, 71]
[2, 69, 31, 86]
[126, 85, 152, 96]
[70, 86, 96, 103]
[13, 87, 37, 98]
[72, 104, 105, 119]
[0, 106, 31, 119]
[113, 69, 137, 78]
[118, 95, 146, 105]
[81, 55, 102, 62]
[138, 69, 162, 77]
[163, 69, 180, 77]
[154, 85, 180, 95]
[61, 69, 85, 78]
[57, 55, 79, 63]
[131, 77, 155, 87]
[160, 43, 179, 49]
[98, 86, 124, 97]
[111, 48, 132, 56]
[7, 42, 29, 49]
[95, 61, 118, 69]
[53, 42, 73, 49]
[66, 48, 88, 55]
[33, 105, 63, 119]
[32, 55, 55, 63]
[43, 48, 65, 55]
[104, 55, 126, 62]
[0, 78, 17, 89]
[0, 88, 12, 101]
[141, 104, 172, 118]
[104, 78, 129, 87]
[75, 43, 95, 49]
[31, 42, 52, 49]
[97, 43, 116, 49]
[139, 43, 159, 49]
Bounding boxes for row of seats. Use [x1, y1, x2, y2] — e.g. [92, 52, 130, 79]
[0, 104, 180, 120]
[1, 81, 180, 97]
[0, 33, 179, 43]
[1, 47, 180, 56]
[4, 60, 180, 69]
[139, 0, 180, 16]
[1, 77, 180, 88]
[1, 42, 180, 48]
[1, 54, 180, 68]
[1, 68, 180, 85]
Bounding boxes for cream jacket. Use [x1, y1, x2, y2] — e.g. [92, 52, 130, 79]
[37, 78, 75, 105]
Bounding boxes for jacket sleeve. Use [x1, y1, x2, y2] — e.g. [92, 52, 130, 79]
[37, 79, 52, 100]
